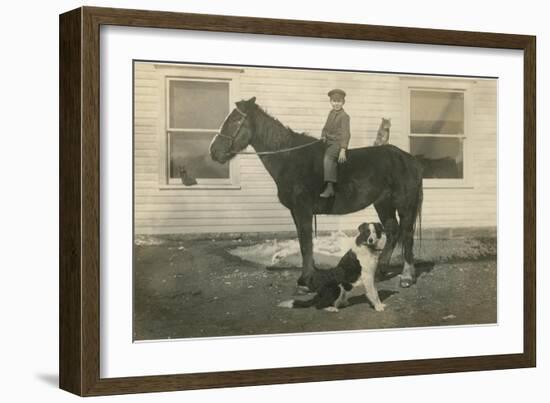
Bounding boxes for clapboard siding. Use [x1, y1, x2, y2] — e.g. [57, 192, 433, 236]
[134, 62, 496, 235]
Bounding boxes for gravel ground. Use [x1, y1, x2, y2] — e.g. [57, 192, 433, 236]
[133, 236, 496, 341]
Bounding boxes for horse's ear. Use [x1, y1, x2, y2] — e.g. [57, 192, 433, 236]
[236, 97, 257, 113]
[236, 99, 247, 112]
[357, 223, 368, 234]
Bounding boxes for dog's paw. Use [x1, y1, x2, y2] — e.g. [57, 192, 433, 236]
[324, 306, 339, 313]
[278, 300, 294, 308]
[374, 303, 387, 312]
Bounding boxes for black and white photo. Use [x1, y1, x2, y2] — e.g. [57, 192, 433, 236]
[133, 62, 497, 340]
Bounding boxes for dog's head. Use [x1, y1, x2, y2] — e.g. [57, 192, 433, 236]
[356, 222, 386, 251]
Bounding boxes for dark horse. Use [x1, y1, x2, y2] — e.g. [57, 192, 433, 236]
[210, 97, 423, 289]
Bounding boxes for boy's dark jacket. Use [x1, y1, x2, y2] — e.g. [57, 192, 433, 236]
[321, 108, 351, 149]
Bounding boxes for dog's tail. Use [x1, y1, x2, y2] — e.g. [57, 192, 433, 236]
[278, 296, 318, 309]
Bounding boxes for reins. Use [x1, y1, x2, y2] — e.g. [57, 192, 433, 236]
[236, 139, 322, 156]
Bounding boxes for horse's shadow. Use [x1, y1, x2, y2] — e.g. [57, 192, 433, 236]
[346, 289, 399, 308]
[345, 261, 434, 309]
[376, 260, 435, 282]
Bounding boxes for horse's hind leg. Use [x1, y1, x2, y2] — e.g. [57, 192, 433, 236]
[374, 201, 399, 268]
[397, 209, 417, 288]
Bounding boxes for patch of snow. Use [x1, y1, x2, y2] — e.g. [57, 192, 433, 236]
[230, 231, 355, 268]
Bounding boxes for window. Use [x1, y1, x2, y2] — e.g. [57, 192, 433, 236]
[405, 86, 471, 187]
[166, 78, 233, 186]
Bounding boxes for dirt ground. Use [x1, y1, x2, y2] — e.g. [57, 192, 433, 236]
[133, 235, 497, 341]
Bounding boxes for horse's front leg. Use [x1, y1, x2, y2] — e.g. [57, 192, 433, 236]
[291, 208, 315, 289]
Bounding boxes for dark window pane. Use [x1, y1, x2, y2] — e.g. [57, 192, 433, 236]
[411, 91, 464, 134]
[411, 137, 463, 179]
[169, 81, 229, 129]
[169, 132, 229, 179]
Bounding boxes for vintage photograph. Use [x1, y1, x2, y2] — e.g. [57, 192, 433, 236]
[133, 61, 497, 341]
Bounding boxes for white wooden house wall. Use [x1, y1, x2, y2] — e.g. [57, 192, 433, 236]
[134, 62, 496, 235]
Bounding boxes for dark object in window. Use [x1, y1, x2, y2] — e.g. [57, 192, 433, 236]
[415, 155, 462, 179]
[169, 132, 230, 179]
[411, 136, 463, 179]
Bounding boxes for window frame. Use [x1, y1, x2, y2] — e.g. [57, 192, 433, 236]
[402, 79, 474, 188]
[156, 65, 243, 189]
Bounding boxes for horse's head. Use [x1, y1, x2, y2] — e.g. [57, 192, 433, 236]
[210, 97, 257, 164]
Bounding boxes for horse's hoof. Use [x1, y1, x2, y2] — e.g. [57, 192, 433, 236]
[294, 285, 311, 295]
[297, 274, 315, 289]
[297, 276, 307, 287]
[399, 277, 414, 288]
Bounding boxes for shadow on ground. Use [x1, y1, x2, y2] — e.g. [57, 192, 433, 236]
[133, 237, 496, 341]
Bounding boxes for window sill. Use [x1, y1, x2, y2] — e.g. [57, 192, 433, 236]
[159, 184, 242, 190]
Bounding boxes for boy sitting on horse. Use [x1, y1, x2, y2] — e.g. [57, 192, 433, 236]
[320, 88, 351, 198]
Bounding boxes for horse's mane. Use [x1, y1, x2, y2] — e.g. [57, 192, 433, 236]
[252, 104, 317, 150]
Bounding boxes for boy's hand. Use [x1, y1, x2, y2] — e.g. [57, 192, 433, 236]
[338, 148, 347, 163]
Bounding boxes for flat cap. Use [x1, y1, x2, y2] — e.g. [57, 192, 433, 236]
[327, 88, 346, 99]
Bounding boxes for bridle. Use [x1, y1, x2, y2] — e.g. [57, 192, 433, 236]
[214, 106, 248, 152]
[214, 105, 321, 156]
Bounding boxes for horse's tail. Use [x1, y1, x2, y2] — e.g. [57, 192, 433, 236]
[399, 161, 423, 252]
[415, 179, 423, 249]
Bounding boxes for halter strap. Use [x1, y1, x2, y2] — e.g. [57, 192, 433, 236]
[216, 108, 248, 141]
[216, 132, 234, 140]
[235, 105, 247, 117]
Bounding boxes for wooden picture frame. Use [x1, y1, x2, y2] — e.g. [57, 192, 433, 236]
[59, 6, 536, 396]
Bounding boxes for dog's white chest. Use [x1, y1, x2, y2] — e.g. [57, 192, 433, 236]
[350, 243, 386, 311]
[351, 245, 379, 286]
